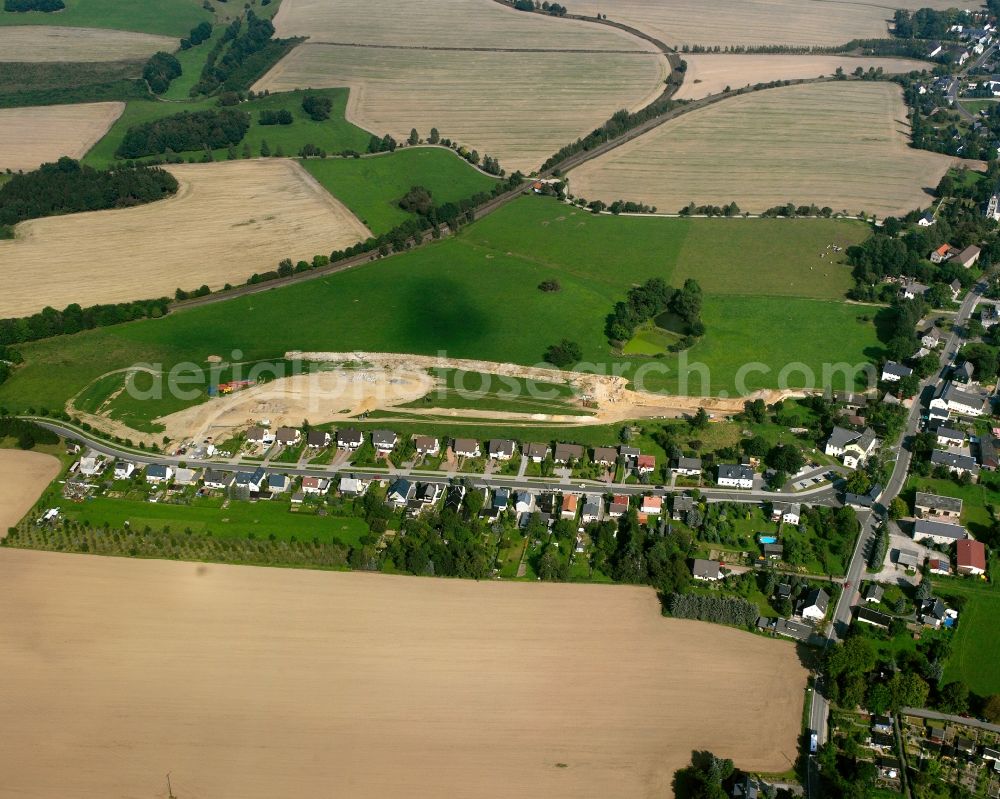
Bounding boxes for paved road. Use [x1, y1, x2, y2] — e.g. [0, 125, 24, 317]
[810, 281, 984, 748]
[901, 707, 1000, 734]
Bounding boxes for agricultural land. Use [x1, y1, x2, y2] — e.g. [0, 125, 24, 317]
[0, 159, 370, 318]
[0, 0, 212, 37]
[0, 549, 806, 799]
[0, 449, 59, 533]
[0, 101, 123, 172]
[568, 82, 973, 217]
[0, 26, 175, 62]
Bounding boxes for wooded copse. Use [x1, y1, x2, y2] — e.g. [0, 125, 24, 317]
[605, 277, 704, 344]
[3, 0, 64, 10]
[180, 21, 213, 51]
[115, 109, 251, 158]
[0, 298, 171, 347]
[193, 10, 297, 96]
[0, 157, 178, 233]
[142, 52, 182, 96]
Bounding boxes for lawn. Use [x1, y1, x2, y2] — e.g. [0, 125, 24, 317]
[302, 147, 500, 234]
[161, 28, 222, 100]
[0, 197, 882, 418]
[60, 494, 370, 546]
[934, 567, 1000, 696]
[83, 88, 372, 168]
[0, 0, 211, 37]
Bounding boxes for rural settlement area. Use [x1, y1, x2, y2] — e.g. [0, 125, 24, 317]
[3, 0, 1000, 796]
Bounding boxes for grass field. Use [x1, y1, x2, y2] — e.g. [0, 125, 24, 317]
[0, 0, 210, 37]
[0, 159, 370, 318]
[0, 100, 122, 172]
[570, 82, 970, 218]
[905, 474, 1000, 540]
[0, 25, 175, 62]
[960, 99, 1000, 116]
[566, 0, 962, 48]
[57, 494, 370, 546]
[161, 27, 222, 100]
[254, 44, 668, 173]
[0, 550, 806, 798]
[302, 147, 500, 234]
[935, 569, 1000, 696]
[84, 88, 372, 168]
[271, 0, 659, 50]
[675, 55, 930, 101]
[0, 196, 883, 419]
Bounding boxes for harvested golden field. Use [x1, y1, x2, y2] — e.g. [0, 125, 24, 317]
[0, 101, 124, 172]
[568, 0, 966, 48]
[569, 82, 971, 217]
[272, 0, 657, 50]
[0, 25, 175, 62]
[255, 44, 668, 172]
[0, 159, 370, 318]
[0, 549, 806, 799]
[676, 54, 930, 100]
[0, 451, 60, 534]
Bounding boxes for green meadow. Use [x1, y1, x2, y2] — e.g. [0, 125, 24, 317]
[0, 0, 211, 37]
[0, 197, 883, 421]
[302, 148, 500, 234]
[84, 88, 372, 168]
[936, 568, 1000, 696]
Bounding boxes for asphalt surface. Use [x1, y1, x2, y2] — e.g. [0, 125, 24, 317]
[901, 707, 1000, 734]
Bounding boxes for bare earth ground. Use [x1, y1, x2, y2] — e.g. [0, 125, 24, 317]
[675, 54, 930, 101]
[569, 82, 977, 217]
[254, 45, 668, 172]
[0, 450, 60, 535]
[70, 351, 789, 445]
[271, 0, 658, 50]
[567, 0, 966, 48]
[0, 159, 371, 318]
[0, 101, 124, 172]
[0, 25, 175, 62]
[0, 549, 806, 799]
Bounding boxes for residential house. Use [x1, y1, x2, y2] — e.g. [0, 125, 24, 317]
[956, 538, 987, 575]
[290, 491, 305, 505]
[845, 482, 882, 509]
[772, 501, 801, 526]
[881, 361, 913, 383]
[930, 243, 957, 263]
[174, 467, 200, 486]
[274, 427, 300, 446]
[514, 491, 534, 515]
[444, 485, 466, 512]
[899, 280, 929, 300]
[415, 483, 441, 505]
[927, 41, 944, 58]
[592, 446, 618, 467]
[774, 618, 814, 641]
[826, 426, 861, 458]
[387, 478, 413, 505]
[914, 491, 963, 520]
[732, 774, 763, 799]
[619, 445, 640, 468]
[979, 434, 998, 470]
[641, 495, 663, 515]
[800, 588, 830, 622]
[989, 193, 1000, 222]
[78, 456, 101, 477]
[608, 494, 629, 518]
[856, 607, 891, 629]
[488, 439, 517, 460]
[636, 454, 656, 474]
[246, 426, 275, 446]
[492, 488, 511, 513]
[921, 327, 942, 349]
[929, 557, 951, 575]
[372, 429, 398, 454]
[268, 473, 289, 494]
[113, 461, 135, 480]
[524, 442, 549, 463]
[896, 548, 922, 569]
[763, 542, 784, 560]
[306, 430, 330, 448]
[842, 428, 878, 469]
[873, 716, 894, 736]
[920, 597, 948, 629]
[935, 382, 989, 417]
[560, 493, 579, 519]
[414, 436, 440, 456]
[301, 476, 330, 495]
[954, 244, 981, 268]
[954, 361, 975, 384]
[145, 464, 173, 484]
[672, 456, 702, 476]
[691, 558, 721, 581]
[913, 518, 969, 545]
[951, 279, 963, 301]
[203, 469, 233, 490]
[339, 476, 368, 496]
[234, 468, 266, 493]
[672, 494, 694, 520]
[982, 304, 1000, 329]
[717, 464, 754, 489]
[337, 428, 364, 450]
[931, 448, 980, 480]
[581, 495, 602, 523]
[864, 584, 884, 603]
[936, 427, 965, 447]
[553, 443, 584, 464]
[453, 438, 481, 458]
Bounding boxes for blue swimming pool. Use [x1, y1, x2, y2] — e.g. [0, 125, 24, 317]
[759, 535, 778, 544]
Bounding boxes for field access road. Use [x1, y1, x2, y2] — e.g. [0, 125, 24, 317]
[901, 708, 1000, 734]
[31, 419, 839, 506]
[811, 280, 984, 747]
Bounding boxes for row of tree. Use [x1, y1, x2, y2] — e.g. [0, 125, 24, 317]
[0, 297, 170, 346]
[180, 20, 213, 50]
[0, 157, 177, 230]
[3, 0, 63, 10]
[192, 11, 295, 96]
[666, 592, 758, 627]
[142, 51, 182, 95]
